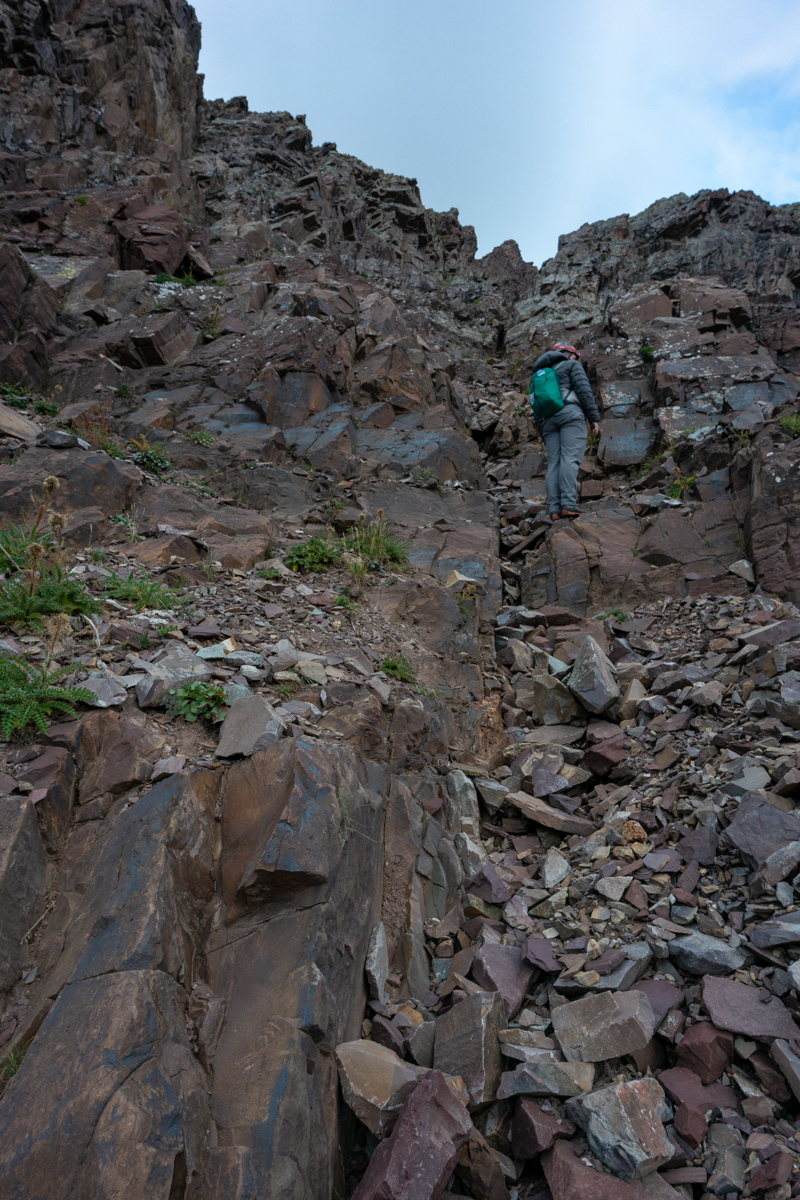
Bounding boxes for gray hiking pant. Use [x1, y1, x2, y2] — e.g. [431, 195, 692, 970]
[542, 405, 586, 513]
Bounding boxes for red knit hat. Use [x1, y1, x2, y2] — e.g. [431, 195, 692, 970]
[552, 342, 579, 357]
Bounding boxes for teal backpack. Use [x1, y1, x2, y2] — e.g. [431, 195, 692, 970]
[529, 367, 564, 420]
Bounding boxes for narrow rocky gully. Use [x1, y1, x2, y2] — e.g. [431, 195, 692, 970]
[2, 4, 800, 1200]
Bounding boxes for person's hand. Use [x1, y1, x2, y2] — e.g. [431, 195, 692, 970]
[590, 422, 601, 439]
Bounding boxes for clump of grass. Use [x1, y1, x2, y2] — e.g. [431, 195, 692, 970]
[0, 656, 94, 738]
[129, 435, 172, 476]
[639, 344, 655, 363]
[166, 680, 228, 723]
[344, 512, 408, 570]
[780, 414, 800, 439]
[277, 681, 299, 700]
[0, 479, 99, 629]
[334, 594, 359, 612]
[284, 535, 342, 573]
[187, 430, 215, 447]
[0, 1044, 27, 1095]
[115, 384, 133, 398]
[154, 272, 197, 287]
[0, 383, 33, 408]
[381, 653, 415, 682]
[257, 567, 281, 581]
[75, 195, 88, 206]
[665, 470, 696, 500]
[32, 398, 59, 417]
[109, 511, 140, 543]
[102, 573, 181, 611]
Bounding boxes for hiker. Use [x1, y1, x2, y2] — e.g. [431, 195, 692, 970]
[529, 342, 601, 520]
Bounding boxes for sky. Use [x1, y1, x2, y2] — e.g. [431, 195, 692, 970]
[193, 0, 800, 266]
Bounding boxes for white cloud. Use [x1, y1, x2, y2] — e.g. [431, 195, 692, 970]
[194, 0, 800, 263]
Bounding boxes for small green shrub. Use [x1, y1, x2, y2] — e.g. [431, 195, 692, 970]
[334, 594, 359, 611]
[75, 195, 88, 206]
[129, 436, 172, 475]
[154, 272, 197, 287]
[32, 398, 59, 417]
[0, 657, 94, 737]
[344, 514, 408, 570]
[1, 1044, 26, 1094]
[109, 512, 140, 542]
[0, 383, 33, 409]
[257, 567, 281, 581]
[116, 384, 133, 398]
[284, 536, 342, 573]
[102, 573, 180, 611]
[277, 681, 299, 699]
[639, 344, 655, 362]
[780, 414, 800, 439]
[665, 470, 696, 499]
[381, 653, 415, 682]
[166, 680, 228, 723]
[187, 429, 215, 447]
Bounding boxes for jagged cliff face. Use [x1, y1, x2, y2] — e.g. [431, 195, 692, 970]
[2, 8, 800, 1200]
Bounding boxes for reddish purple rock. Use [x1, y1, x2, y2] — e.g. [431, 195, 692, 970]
[702, 975, 800, 1041]
[542, 1138, 644, 1199]
[511, 1099, 575, 1158]
[471, 944, 534, 1018]
[750, 1150, 792, 1193]
[674, 1021, 733, 1084]
[524, 937, 562, 973]
[352, 1070, 473, 1200]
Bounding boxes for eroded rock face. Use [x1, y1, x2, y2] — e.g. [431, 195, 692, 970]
[4, 3, 800, 1197]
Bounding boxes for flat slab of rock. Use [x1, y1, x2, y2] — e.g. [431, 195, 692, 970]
[335, 1040, 426, 1137]
[0, 795, 47, 990]
[520, 725, 586, 747]
[511, 1098, 575, 1157]
[750, 909, 800, 948]
[133, 644, 213, 708]
[433, 991, 506, 1108]
[668, 932, 746, 976]
[543, 1137, 647, 1200]
[771, 1039, 800, 1103]
[702, 976, 799, 1041]
[215, 694, 285, 758]
[366, 922, 390, 1004]
[723, 793, 800, 867]
[352, 1069, 472, 1200]
[552, 989, 657, 1062]
[507, 791, 595, 836]
[567, 635, 620, 714]
[566, 1077, 673, 1181]
[497, 1060, 594, 1099]
[0, 401, 40, 440]
[471, 943, 533, 1018]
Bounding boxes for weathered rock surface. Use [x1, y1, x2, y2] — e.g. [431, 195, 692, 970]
[551, 990, 657, 1062]
[566, 1078, 673, 1180]
[351, 1070, 472, 1200]
[4, 3, 800, 1196]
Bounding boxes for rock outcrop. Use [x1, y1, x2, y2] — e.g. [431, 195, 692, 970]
[2, 5, 800, 1200]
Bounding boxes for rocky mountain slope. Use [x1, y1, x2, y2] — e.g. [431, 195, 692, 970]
[2, 4, 800, 1199]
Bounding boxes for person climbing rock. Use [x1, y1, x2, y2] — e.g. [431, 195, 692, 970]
[529, 342, 601, 520]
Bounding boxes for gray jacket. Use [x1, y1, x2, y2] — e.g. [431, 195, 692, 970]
[531, 350, 601, 432]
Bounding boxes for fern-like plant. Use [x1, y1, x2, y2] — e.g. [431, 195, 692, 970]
[0, 656, 94, 737]
[0, 573, 99, 630]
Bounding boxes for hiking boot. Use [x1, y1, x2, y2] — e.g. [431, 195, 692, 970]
[561, 508, 579, 519]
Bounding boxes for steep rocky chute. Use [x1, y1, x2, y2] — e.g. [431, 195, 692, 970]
[1, 4, 800, 1200]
